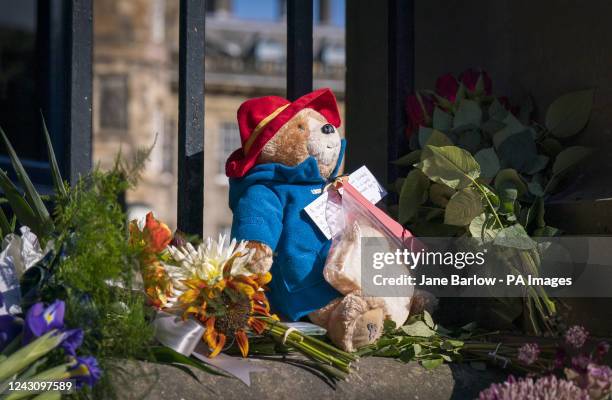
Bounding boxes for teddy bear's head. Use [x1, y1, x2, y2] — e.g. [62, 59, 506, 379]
[257, 108, 341, 179]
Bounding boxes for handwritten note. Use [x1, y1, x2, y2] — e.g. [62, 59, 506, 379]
[304, 166, 387, 239]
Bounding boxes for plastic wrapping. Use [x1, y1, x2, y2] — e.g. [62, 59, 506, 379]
[323, 180, 416, 327]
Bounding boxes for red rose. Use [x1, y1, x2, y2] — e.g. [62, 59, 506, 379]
[459, 68, 492, 95]
[405, 93, 434, 138]
[435, 73, 459, 102]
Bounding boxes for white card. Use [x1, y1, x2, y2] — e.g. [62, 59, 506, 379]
[304, 166, 386, 239]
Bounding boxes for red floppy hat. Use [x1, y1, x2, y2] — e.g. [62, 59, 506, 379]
[225, 88, 341, 178]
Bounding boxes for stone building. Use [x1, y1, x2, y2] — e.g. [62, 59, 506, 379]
[92, 0, 345, 235]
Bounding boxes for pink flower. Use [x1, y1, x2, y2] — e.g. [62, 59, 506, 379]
[565, 325, 589, 349]
[517, 343, 540, 366]
[405, 93, 434, 138]
[459, 68, 492, 95]
[479, 375, 588, 400]
[435, 73, 459, 102]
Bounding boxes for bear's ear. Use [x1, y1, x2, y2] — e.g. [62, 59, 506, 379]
[258, 110, 311, 167]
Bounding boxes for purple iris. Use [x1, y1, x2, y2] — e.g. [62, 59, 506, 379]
[0, 315, 22, 351]
[23, 300, 65, 344]
[60, 328, 84, 356]
[69, 356, 102, 388]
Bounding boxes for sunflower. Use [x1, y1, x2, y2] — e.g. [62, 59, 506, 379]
[163, 235, 275, 357]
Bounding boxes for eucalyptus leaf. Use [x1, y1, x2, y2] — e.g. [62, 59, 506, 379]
[545, 89, 594, 138]
[453, 99, 482, 129]
[489, 99, 508, 121]
[398, 169, 430, 225]
[492, 113, 525, 149]
[416, 145, 480, 190]
[474, 148, 500, 179]
[418, 126, 434, 149]
[494, 224, 536, 250]
[525, 155, 549, 175]
[497, 129, 537, 172]
[445, 187, 483, 226]
[457, 130, 481, 153]
[527, 181, 545, 197]
[433, 107, 452, 132]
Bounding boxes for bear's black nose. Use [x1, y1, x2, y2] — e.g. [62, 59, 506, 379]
[321, 124, 335, 134]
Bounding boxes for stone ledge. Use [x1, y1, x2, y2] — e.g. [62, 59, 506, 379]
[112, 357, 505, 400]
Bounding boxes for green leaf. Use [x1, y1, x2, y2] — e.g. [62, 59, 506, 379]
[0, 128, 52, 233]
[425, 130, 454, 147]
[489, 99, 508, 121]
[499, 188, 518, 215]
[416, 145, 480, 190]
[401, 320, 436, 337]
[492, 113, 525, 148]
[433, 107, 452, 132]
[444, 187, 483, 226]
[418, 126, 434, 148]
[495, 168, 527, 196]
[398, 169, 430, 225]
[149, 346, 228, 377]
[413, 343, 422, 356]
[552, 146, 592, 176]
[421, 357, 444, 369]
[0, 207, 11, 237]
[525, 155, 549, 175]
[423, 310, 435, 329]
[540, 138, 563, 158]
[494, 224, 536, 250]
[457, 130, 481, 153]
[453, 99, 482, 129]
[429, 183, 455, 208]
[545, 89, 594, 137]
[0, 170, 41, 235]
[527, 181, 545, 197]
[497, 129, 537, 172]
[392, 150, 421, 167]
[474, 148, 500, 179]
[469, 213, 499, 242]
[40, 113, 67, 197]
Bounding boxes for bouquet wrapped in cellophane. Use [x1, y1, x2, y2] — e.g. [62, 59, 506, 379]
[130, 213, 356, 379]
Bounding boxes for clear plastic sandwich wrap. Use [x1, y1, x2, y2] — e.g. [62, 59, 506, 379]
[323, 179, 418, 327]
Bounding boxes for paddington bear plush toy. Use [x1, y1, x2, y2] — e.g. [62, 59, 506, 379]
[226, 88, 401, 352]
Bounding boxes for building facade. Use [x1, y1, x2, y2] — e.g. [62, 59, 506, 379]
[92, 0, 345, 235]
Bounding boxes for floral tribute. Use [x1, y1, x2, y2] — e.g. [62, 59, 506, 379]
[396, 68, 595, 334]
[131, 213, 356, 378]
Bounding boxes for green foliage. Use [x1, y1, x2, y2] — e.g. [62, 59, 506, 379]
[46, 160, 154, 399]
[394, 84, 595, 335]
[358, 312, 464, 369]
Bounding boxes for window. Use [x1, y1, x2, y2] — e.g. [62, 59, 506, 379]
[218, 121, 241, 175]
[99, 74, 129, 130]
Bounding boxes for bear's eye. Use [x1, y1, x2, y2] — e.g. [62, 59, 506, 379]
[298, 124, 305, 131]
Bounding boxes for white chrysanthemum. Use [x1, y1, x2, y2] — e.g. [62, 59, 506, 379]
[165, 235, 253, 293]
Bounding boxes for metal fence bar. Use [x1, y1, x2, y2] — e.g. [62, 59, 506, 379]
[178, 0, 205, 235]
[387, 0, 414, 187]
[286, 0, 313, 100]
[65, 0, 93, 184]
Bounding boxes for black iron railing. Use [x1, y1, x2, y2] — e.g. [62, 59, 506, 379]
[177, 0, 205, 236]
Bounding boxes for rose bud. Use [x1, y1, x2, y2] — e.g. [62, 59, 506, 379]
[435, 73, 459, 102]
